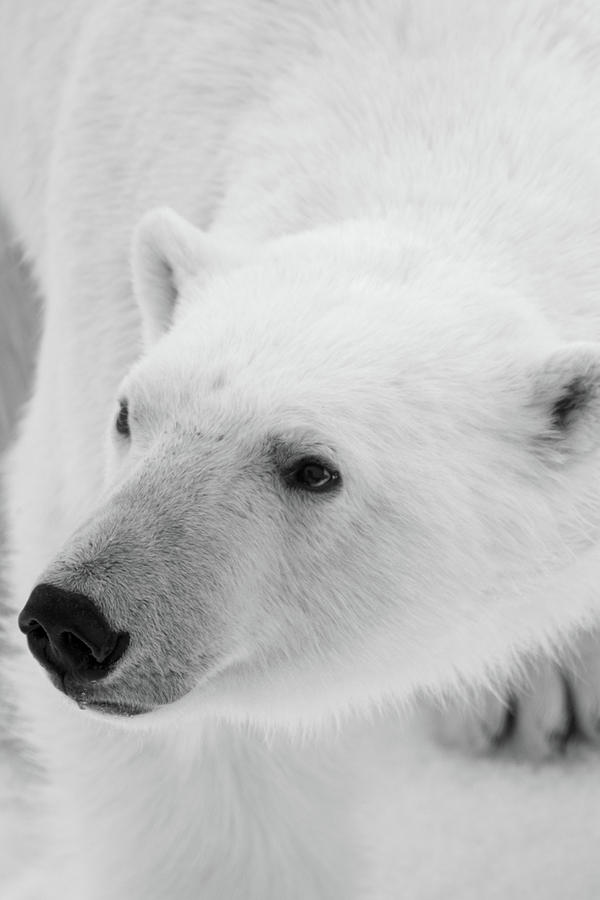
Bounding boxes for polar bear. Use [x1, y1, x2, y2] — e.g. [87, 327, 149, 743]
[2, 0, 600, 897]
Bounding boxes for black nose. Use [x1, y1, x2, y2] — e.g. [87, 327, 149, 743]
[18, 584, 130, 683]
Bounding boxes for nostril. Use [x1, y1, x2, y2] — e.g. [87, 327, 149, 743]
[55, 630, 129, 671]
[21, 620, 51, 653]
[60, 631, 99, 668]
[19, 617, 46, 638]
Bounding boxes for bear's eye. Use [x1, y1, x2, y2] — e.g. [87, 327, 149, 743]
[284, 458, 341, 494]
[115, 400, 130, 438]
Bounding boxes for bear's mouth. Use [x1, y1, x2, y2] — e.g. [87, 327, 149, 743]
[46, 665, 187, 717]
[76, 696, 151, 717]
[56, 674, 152, 716]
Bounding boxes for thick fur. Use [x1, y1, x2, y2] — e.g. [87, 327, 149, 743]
[2, 1, 600, 897]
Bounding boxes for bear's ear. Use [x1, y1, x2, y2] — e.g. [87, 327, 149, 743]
[533, 342, 600, 462]
[131, 207, 246, 345]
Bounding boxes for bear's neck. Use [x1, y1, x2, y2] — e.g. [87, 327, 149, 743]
[51, 716, 357, 900]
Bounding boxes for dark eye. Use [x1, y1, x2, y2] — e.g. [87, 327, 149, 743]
[115, 400, 130, 437]
[285, 459, 341, 494]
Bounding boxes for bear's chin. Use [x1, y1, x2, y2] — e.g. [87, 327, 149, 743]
[53, 675, 174, 719]
[78, 699, 152, 718]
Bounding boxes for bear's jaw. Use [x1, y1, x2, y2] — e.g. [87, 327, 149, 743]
[76, 698, 151, 717]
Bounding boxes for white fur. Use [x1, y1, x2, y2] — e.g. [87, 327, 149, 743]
[2, 1, 600, 897]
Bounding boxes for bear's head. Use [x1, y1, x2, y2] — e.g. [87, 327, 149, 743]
[18, 208, 600, 728]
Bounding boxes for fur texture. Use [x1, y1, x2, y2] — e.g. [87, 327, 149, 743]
[2, 1, 600, 897]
